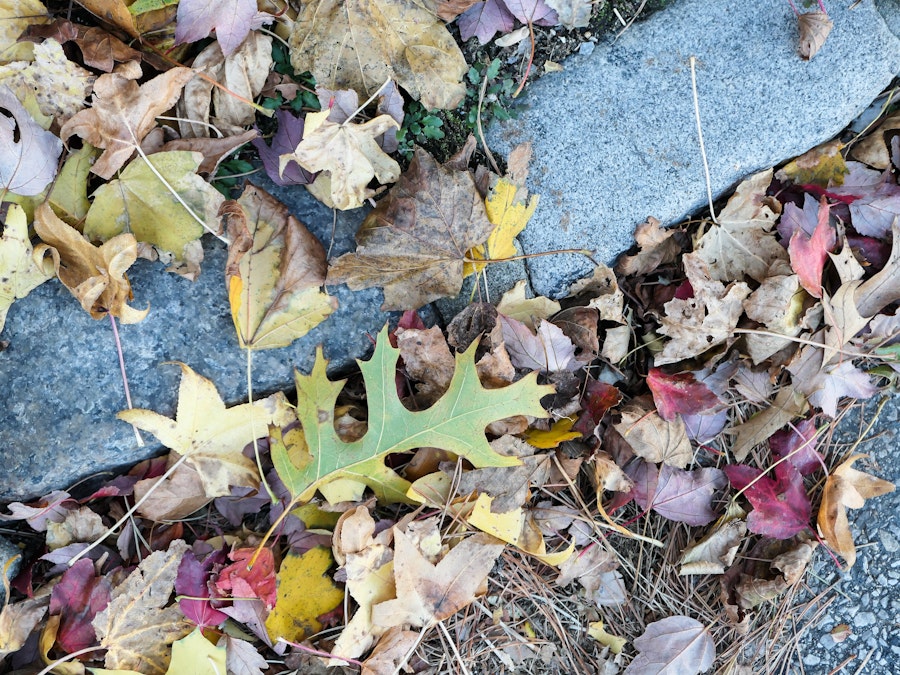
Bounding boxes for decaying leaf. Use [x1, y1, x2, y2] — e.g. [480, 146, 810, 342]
[370, 524, 504, 628]
[614, 401, 693, 468]
[0, 0, 50, 63]
[679, 503, 747, 575]
[817, 454, 894, 569]
[223, 184, 337, 350]
[777, 139, 847, 187]
[0, 84, 62, 195]
[797, 10, 833, 61]
[0, 594, 49, 658]
[60, 64, 194, 179]
[326, 148, 495, 309]
[118, 363, 283, 497]
[281, 109, 399, 210]
[175, 0, 266, 56]
[272, 326, 552, 505]
[624, 615, 715, 675]
[500, 314, 577, 373]
[0, 203, 53, 334]
[647, 368, 720, 421]
[92, 540, 192, 675]
[33, 201, 148, 323]
[289, 0, 467, 110]
[617, 216, 683, 277]
[850, 111, 900, 170]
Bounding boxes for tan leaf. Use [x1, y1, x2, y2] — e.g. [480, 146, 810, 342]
[727, 387, 809, 462]
[361, 627, 420, 675]
[854, 219, 900, 318]
[396, 326, 456, 402]
[118, 364, 283, 497]
[693, 169, 789, 283]
[282, 110, 400, 210]
[133, 462, 211, 521]
[616, 216, 683, 277]
[456, 435, 551, 513]
[496, 279, 561, 329]
[656, 253, 751, 365]
[327, 147, 495, 309]
[679, 503, 746, 575]
[850, 111, 900, 170]
[613, 401, 692, 468]
[45, 506, 104, 550]
[161, 128, 259, 175]
[556, 544, 617, 594]
[821, 280, 870, 363]
[0, 595, 48, 658]
[223, 185, 337, 350]
[60, 65, 194, 179]
[797, 10, 833, 61]
[817, 454, 894, 569]
[289, 0, 467, 110]
[370, 524, 504, 628]
[177, 32, 272, 138]
[742, 274, 805, 364]
[0, 0, 50, 63]
[33, 201, 148, 323]
[92, 540, 192, 675]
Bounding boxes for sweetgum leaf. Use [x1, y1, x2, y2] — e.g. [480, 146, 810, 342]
[272, 325, 553, 505]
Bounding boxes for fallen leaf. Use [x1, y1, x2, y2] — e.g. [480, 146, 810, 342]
[616, 216, 683, 277]
[84, 151, 224, 267]
[160, 128, 258, 176]
[175, 549, 228, 629]
[223, 184, 337, 350]
[769, 417, 823, 475]
[523, 417, 581, 449]
[786, 198, 835, 299]
[33, 201, 148, 323]
[629, 462, 727, 526]
[271, 326, 552, 504]
[118, 363, 281, 497]
[504, 0, 558, 25]
[326, 148, 495, 309]
[132, 462, 211, 521]
[251, 109, 316, 186]
[545, 0, 590, 28]
[778, 139, 847, 187]
[216, 547, 277, 610]
[556, 544, 616, 594]
[371, 525, 504, 627]
[821, 281, 870, 362]
[817, 454, 894, 569]
[614, 401, 693, 468]
[361, 627, 420, 675]
[175, 0, 266, 56]
[465, 176, 538, 275]
[457, 435, 550, 511]
[500, 315, 578, 372]
[588, 620, 626, 654]
[0, 203, 53, 334]
[496, 279, 560, 329]
[92, 540, 192, 675]
[46, 505, 105, 549]
[396, 325, 456, 401]
[265, 546, 345, 643]
[850, 111, 900, 170]
[0, 489, 73, 530]
[218, 635, 269, 675]
[656, 253, 751, 365]
[68, 24, 143, 72]
[693, 169, 788, 283]
[289, 0, 467, 110]
[727, 387, 809, 461]
[724, 462, 810, 539]
[60, 65, 194, 179]
[854, 219, 900, 317]
[47, 142, 98, 224]
[0, 595, 49, 658]
[177, 32, 272, 138]
[574, 379, 621, 437]
[165, 628, 226, 675]
[0, 38, 94, 124]
[741, 274, 805, 364]
[0, 85, 62, 195]
[0, 0, 50, 63]
[458, 0, 515, 44]
[647, 368, 721, 421]
[624, 615, 715, 675]
[797, 10, 833, 60]
[787, 346, 876, 418]
[281, 109, 399, 210]
[679, 503, 747, 575]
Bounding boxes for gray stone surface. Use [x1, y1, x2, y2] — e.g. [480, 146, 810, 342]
[489, 0, 900, 298]
[877, 0, 900, 39]
[796, 398, 900, 674]
[0, 176, 403, 502]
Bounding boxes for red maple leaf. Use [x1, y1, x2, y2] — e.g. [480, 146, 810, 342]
[49, 559, 112, 652]
[574, 378, 621, 436]
[646, 368, 720, 421]
[215, 547, 277, 610]
[788, 197, 836, 298]
[724, 462, 811, 539]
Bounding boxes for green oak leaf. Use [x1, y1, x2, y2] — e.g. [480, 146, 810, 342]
[272, 325, 554, 504]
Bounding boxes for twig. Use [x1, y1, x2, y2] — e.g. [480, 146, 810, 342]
[475, 70, 501, 175]
[110, 314, 143, 446]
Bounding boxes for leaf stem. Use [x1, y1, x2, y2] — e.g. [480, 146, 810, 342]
[344, 77, 392, 125]
[246, 347, 278, 504]
[68, 453, 188, 565]
[110, 313, 143, 447]
[689, 56, 717, 224]
[512, 22, 535, 99]
[36, 645, 102, 675]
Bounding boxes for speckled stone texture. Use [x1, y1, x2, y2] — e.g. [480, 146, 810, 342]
[489, 0, 900, 297]
[0, 176, 402, 501]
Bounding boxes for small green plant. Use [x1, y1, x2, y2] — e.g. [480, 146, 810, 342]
[463, 58, 516, 130]
[212, 157, 257, 198]
[396, 101, 445, 157]
[263, 41, 320, 114]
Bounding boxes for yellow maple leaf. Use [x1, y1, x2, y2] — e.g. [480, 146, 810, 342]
[465, 177, 538, 276]
[118, 364, 281, 497]
[265, 547, 345, 643]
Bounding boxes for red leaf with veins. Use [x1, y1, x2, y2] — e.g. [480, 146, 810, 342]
[49, 559, 111, 652]
[788, 197, 835, 298]
[646, 368, 721, 421]
[215, 547, 277, 610]
[176, 549, 229, 628]
[724, 462, 811, 539]
[574, 379, 621, 436]
[770, 418, 823, 475]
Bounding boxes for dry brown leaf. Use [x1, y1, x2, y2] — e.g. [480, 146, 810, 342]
[817, 454, 894, 569]
[361, 627, 420, 675]
[656, 253, 751, 365]
[616, 216, 683, 277]
[821, 280, 870, 363]
[850, 112, 900, 170]
[679, 504, 746, 575]
[727, 387, 809, 462]
[456, 435, 551, 513]
[161, 128, 258, 175]
[556, 544, 617, 594]
[0, 595, 48, 658]
[613, 400, 692, 468]
[396, 325, 456, 402]
[177, 32, 272, 138]
[45, 506, 105, 550]
[289, 0, 467, 110]
[133, 461, 211, 521]
[283, 109, 400, 210]
[33, 201, 148, 323]
[60, 64, 194, 179]
[742, 274, 805, 364]
[693, 169, 789, 283]
[797, 10, 833, 60]
[92, 540, 192, 674]
[370, 524, 504, 628]
[327, 147, 495, 309]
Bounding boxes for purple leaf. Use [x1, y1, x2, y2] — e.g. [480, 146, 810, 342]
[458, 0, 516, 44]
[251, 109, 316, 186]
[682, 409, 729, 444]
[175, 0, 267, 56]
[629, 462, 727, 526]
[502, 0, 558, 26]
[49, 559, 111, 653]
[769, 418, 823, 475]
[500, 315, 577, 372]
[778, 193, 819, 242]
[176, 549, 229, 628]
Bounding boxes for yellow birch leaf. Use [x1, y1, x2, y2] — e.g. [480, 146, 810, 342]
[223, 184, 336, 350]
[265, 547, 345, 643]
[465, 177, 538, 276]
[523, 417, 581, 449]
[467, 494, 573, 566]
